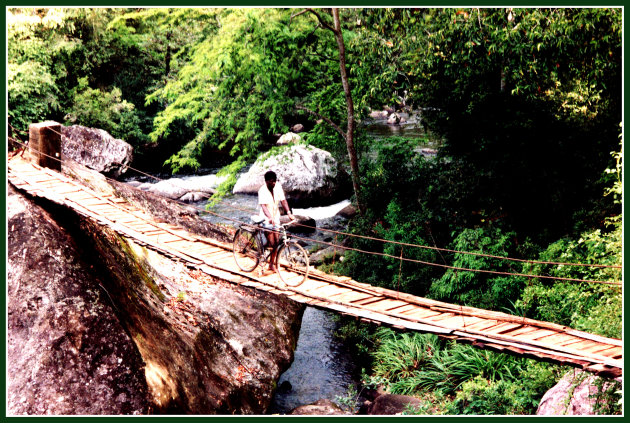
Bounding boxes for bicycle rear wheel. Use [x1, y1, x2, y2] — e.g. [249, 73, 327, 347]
[233, 229, 260, 272]
[276, 241, 309, 287]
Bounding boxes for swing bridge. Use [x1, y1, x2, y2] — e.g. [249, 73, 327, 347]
[7, 122, 623, 379]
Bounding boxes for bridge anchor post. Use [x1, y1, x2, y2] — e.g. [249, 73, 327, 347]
[28, 121, 62, 171]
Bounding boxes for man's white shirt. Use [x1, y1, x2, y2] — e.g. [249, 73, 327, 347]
[258, 182, 286, 225]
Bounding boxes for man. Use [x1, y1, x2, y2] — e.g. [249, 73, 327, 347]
[258, 170, 294, 273]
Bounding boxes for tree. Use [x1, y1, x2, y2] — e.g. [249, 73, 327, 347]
[147, 8, 372, 204]
[146, 9, 312, 179]
[292, 8, 363, 213]
[362, 8, 622, 239]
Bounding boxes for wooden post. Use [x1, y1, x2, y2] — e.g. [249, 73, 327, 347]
[28, 121, 62, 171]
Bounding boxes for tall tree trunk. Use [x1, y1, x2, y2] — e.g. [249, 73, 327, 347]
[332, 8, 364, 214]
[294, 8, 364, 213]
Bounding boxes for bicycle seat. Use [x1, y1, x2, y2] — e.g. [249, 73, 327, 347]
[250, 215, 265, 224]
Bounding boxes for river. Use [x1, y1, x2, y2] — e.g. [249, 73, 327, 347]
[125, 116, 431, 414]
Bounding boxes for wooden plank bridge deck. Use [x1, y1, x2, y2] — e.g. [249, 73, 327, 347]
[7, 155, 623, 378]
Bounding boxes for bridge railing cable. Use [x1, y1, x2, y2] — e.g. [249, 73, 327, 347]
[11, 123, 620, 270]
[7, 128, 622, 287]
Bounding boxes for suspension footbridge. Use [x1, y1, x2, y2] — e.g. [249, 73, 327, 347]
[7, 152, 622, 379]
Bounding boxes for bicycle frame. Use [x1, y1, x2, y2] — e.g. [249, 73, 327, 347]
[233, 218, 309, 286]
[240, 222, 290, 267]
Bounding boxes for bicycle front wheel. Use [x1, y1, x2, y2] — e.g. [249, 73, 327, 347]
[233, 229, 260, 272]
[276, 241, 309, 287]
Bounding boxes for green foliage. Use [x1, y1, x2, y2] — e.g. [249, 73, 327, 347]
[368, 328, 565, 415]
[356, 9, 621, 239]
[148, 9, 315, 173]
[8, 61, 60, 131]
[66, 77, 148, 147]
[8, 8, 214, 164]
[516, 144, 621, 338]
[446, 376, 531, 415]
[336, 137, 451, 295]
[445, 359, 561, 415]
[591, 377, 622, 415]
[334, 385, 360, 414]
[429, 226, 525, 310]
[516, 221, 621, 338]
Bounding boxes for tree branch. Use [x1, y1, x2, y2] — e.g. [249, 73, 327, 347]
[292, 8, 336, 33]
[295, 104, 346, 140]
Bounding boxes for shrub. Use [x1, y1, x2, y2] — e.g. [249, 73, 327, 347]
[366, 328, 566, 414]
[517, 219, 621, 338]
[8, 61, 60, 132]
[429, 226, 526, 311]
[66, 77, 149, 148]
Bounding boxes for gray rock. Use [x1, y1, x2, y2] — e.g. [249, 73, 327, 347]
[7, 184, 149, 415]
[232, 144, 352, 207]
[61, 125, 133, 179]
[290, 124, 305, 133]
[418, 147, 438, 158]
[366, 394, 423, 415]
[309, 246, 343, 266]
[179, 191, 212, 203]
[146, 174, 226, 201]
[289, 399, 347, 415]
[280, 214, 316, 234]
[276, 132, 302, 146]
[335, 204, 357, 220]
[147, 178, 189, 199]
[536, 370, 617, 415]
[8, 165, 305, 414]
[369, 110, 389, 119]
[387, 113, 401, 125]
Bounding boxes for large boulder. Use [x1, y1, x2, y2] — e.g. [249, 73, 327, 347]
[233, 144, 352, 207]
[289, 399, 347, 415]
[335, 204, 357, 220]
[536, 370, 618, 415]
[61, 125, 133, 179]
[8, 164, 305, 414]
[8, 184, 149, 415]
[135, 174, 227, 203]
[364, 394, 424, 415]
[277, 132, 302, 145]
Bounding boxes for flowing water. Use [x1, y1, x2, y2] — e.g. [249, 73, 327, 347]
[126, 117, 431, 414]
[268, 307, 358, 414]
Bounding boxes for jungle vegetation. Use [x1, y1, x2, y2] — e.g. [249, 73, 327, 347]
[8, 7, 622, 414]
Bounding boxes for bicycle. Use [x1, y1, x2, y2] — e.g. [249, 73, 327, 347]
[232, 215, 310, 287]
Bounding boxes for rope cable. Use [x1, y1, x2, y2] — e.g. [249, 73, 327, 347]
[7, 130, 623, 285]
[12, 122, 621, 269]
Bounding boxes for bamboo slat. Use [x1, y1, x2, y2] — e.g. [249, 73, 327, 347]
[505, 326, 541, 337]
[518, 329, 558, 341]
[399, 308, 443, 319]
[307, 283, 352, 298]
[366, 299, 409, 313]
[353, 297, 388, 307]
[299, 279, 334, 293]
[386, 304, 417, 314]
[483, 322, 523, 335]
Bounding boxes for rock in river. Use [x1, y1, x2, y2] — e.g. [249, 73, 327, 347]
[289, 399, 348, 415]
[232, 144, 352, 207]
[536, 370, 619, 415]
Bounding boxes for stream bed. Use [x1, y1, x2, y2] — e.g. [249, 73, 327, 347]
[123, 117, 431, 414]
[268, 307, 358, 414]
